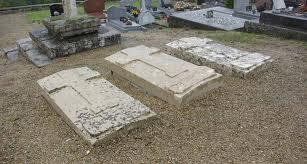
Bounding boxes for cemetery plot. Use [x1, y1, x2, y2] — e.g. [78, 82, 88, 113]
[103, 45, 222, 107]
[37, 67, 156, 146]
[168, 7, 256, 31]
[166, 37, 273, 78]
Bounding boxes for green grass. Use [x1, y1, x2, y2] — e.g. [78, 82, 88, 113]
[132, 0, 158, 8]
[26, 6, 85, 23]
[26, 1, 120, 23]
[204, 31, 264, 44]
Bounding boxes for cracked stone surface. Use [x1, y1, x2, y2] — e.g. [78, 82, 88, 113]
[166, 37, 273, 78]
[37, 67, 156, 145]
[30, 25, 121, 59]
[104, 45, 222, 107]
[17, 38, 51, 67]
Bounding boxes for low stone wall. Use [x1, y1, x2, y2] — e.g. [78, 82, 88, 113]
[244, 21, 307, 41]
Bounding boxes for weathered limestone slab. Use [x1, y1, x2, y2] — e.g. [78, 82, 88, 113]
[30, 25, 121, 59]
[17, 38, 51, 67]
[103, 45, 222, 107]
[42, 15, 101, 39]
[37, 67, 156, 145]
[166, 37, 273, 78]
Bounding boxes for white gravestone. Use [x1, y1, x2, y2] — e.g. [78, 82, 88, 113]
[138, 0, 155, 25]
[272, 0, 286, 11]
[63, 0, 78, 18]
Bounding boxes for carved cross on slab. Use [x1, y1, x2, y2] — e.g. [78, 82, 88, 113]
[63, 0, 78, 18]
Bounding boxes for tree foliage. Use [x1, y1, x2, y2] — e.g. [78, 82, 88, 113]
[224, 0, 234, 9]
[0, 0, 62, 8]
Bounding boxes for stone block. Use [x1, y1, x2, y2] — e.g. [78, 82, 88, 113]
[103, 45, 222, 107]
[43, 15, 101, 39]
[30, 25, 121, 59]
[17, 38, 51, 67]
[166, 37, 273, 78]
[37, 67, 156, 145]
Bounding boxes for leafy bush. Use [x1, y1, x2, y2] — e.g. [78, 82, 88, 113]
[224, 0, 234, 9]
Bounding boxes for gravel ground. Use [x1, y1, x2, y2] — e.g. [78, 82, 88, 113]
[0, 13, 306, 163]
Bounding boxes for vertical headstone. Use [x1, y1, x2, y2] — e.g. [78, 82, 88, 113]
[141, 0, 149, 12]
[234, 0, 250, 13]
[138, 0, 155, 25]
[63, 0, 77, 18]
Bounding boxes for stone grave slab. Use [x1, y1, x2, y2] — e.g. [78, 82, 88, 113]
[168, 7, 258, 31]
[37, 67, 156, 145]
[166, 37, 273, 78]
[103, 45, 222, 107]
[17, 38, 51, 67]
[30, 25, 121, 59]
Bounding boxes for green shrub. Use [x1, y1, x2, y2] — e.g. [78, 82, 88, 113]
[224, 0, 234, 9]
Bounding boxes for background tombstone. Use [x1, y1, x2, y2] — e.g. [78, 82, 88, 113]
[107, 6, 127, 20]
[233, 0, 260, 19]
[138, 0, 155, 25]
[234, 0, 251, 13]
[84, 0, 106, 19]
[107, 6, 144, 32]
[63, 0, 77, 18]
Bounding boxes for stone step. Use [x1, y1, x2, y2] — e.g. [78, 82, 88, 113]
[1, 46, 18, 61]
[37, 67, 156, 146]
[17, 38, 51, 67]
[103, 45, 222, 107]
[166, 37, 273, 78]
